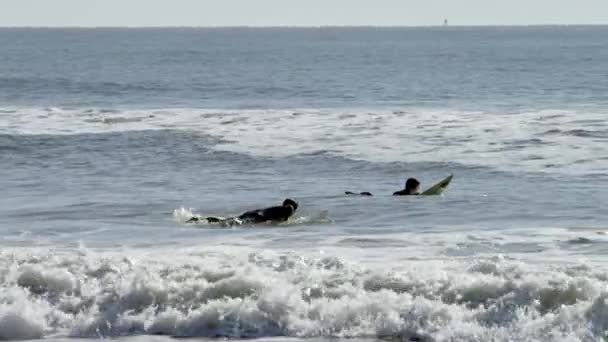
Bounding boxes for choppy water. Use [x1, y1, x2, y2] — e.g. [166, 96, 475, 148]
[1, 27, 608, 341]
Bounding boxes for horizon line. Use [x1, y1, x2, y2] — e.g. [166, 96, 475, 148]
[1, 24, 608, 29]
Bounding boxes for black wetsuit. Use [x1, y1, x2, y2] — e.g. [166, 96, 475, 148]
[345, 191, 373, 196]
[188, 201, 297, 224]
[238, 205, 295, 223]
[393, 189, 419, 196]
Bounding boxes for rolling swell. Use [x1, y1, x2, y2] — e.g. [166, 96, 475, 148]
[1, 106, 607, 175]
[0, 130, 222, 161]
[0, 77, 173, 102]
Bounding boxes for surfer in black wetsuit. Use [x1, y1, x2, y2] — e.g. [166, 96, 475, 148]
[393, 178, 421, 196]
[188, 198, 299, 224]
[236, 198, 299, 223]
[345, 178, 421, 196]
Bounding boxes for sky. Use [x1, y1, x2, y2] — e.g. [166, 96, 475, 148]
[1, 0, 607, 27]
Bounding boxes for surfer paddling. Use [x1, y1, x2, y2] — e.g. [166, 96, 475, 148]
[187, 198, 299, 224]
[393, 177, 421, 196]
[345, 177, 422, 196]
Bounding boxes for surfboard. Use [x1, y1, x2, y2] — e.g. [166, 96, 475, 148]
[420, 174, 453, 196]
[186, 215, 242, 226]
[207, 216, 243, 226]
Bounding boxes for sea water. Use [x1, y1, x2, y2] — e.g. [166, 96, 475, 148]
[1, 27, 608, 341]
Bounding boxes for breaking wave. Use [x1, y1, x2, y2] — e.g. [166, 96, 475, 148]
[0, 247, 607, 341]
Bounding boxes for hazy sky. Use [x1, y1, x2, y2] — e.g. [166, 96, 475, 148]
[2, 0, 607, 27]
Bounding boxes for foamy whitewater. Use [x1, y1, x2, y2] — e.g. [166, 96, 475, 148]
[1, 27, 608, 341]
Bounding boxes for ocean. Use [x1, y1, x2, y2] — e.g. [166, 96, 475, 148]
[1, 26, 608, 341]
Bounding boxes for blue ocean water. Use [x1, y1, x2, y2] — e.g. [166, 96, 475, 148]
[1, 27, 608, 341]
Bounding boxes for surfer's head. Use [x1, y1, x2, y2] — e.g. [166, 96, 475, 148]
[405, 178, 421, 193]
[283, 198, 299, 212]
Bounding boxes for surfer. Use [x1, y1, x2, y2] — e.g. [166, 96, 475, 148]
[345, 175, 450, 197]
[393, 177, 421, 196]
[345, 177, 421, 196]
[187, 198, 299, 224]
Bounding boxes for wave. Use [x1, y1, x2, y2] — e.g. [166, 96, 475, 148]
[543, 128, 608, 139]
[0, 77, 173, 96]
[0, 247, 606, 341]
[2, 106, 607, 175]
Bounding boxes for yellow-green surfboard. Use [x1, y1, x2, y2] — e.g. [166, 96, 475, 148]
[420, 174, 453, 196]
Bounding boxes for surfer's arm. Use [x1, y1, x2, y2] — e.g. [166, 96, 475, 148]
[346, 191, 373, 196]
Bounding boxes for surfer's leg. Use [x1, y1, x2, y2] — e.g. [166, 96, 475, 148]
[205, 216, 223, 223]
[186, 217, 200, 223]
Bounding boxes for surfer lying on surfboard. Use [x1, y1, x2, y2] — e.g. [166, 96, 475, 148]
[346, 177, 421, 196]
[345, 175, 453, 196]
[187, 198, 299, 224]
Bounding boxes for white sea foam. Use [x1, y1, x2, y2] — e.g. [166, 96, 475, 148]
[0, 246, 607, 341]
[172, 207, 198, 224]
[2, 106, 606, 175]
